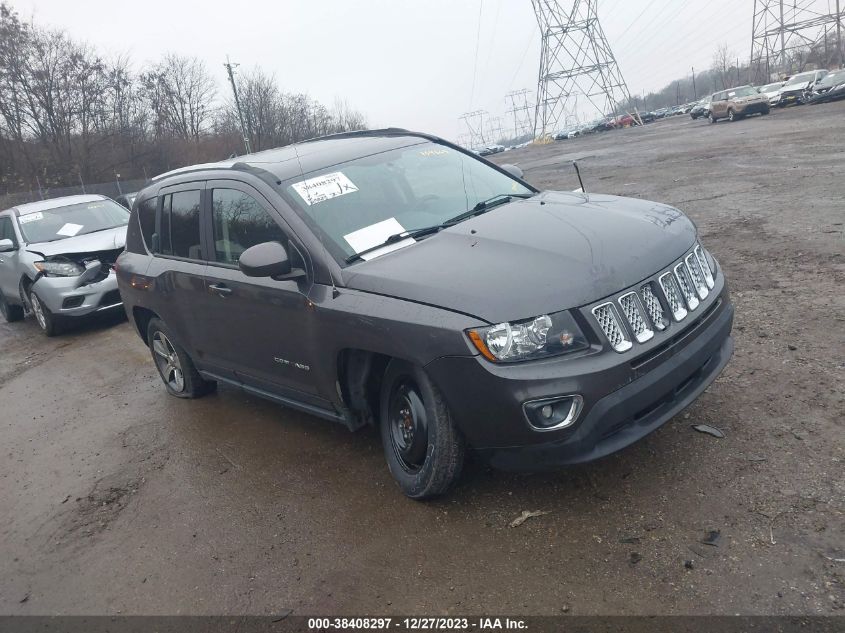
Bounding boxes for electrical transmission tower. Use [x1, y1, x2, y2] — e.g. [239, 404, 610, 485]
[505, 89, 534, 139]
[486, 116, 505, 144]
[459, 110, 488, 149]
[532, 0, 633, 138]
[751, 0, 844, 82]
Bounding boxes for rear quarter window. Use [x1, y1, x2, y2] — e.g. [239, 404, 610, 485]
[138, 197, 157, 252]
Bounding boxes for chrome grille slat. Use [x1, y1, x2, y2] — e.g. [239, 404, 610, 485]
[618, 292, 654, 343]
[673, 263, 699, 310]
[659, 272, 688, 321]
[591, 302, 632, 352]
[640, 283, 668, 331]
[685, 253, 709, 299]
[694, 244, 715, 289]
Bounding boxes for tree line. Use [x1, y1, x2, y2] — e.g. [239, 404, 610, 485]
[0, 3, 367, 196]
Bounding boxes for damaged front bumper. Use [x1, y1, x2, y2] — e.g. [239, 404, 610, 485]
[31, 267, 122, 317]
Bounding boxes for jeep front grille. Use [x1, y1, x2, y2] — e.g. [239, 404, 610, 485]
[618, 292, 654, 343]
[685, 253, 709, 300]
[640, 283, 668, 331]
[674, 263, 699, 310]
[659, 272, 688, 321]
[694, 244, 714, 289]
[590, 245, 717, 353]
[591, 302, 632, 352]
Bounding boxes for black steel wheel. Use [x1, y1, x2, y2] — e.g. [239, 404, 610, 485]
[379, 359, 465, 499]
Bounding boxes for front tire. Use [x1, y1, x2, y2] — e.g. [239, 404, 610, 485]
[379, 359, 465, 499]
[147, 318, 216, 398]
[727, 108, 736, 122]
[29, 290, 60, 336]
[0, 291, 24, 323]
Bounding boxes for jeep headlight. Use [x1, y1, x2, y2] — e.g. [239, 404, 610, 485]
[33, 259, 84, 277]
[468, 311, 590, 362]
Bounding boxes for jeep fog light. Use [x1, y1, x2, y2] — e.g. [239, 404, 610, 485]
[524, 395, 584, 431]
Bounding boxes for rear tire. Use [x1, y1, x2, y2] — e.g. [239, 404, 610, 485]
[147, 318, 216, 398]
[0, 291, 24, 323]
[29, 290, 60, 336]
[379, 359, 465, 500]
[709, 113, 717, 124]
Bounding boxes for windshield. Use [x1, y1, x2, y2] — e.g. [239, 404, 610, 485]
[729, 87, 758, 97]
[785, 73, 814, 86]
[818, 71, 845, 87]
[18, 199, 129, 244]
[280, 141, 534, 264]
[760, 83, 781, 92]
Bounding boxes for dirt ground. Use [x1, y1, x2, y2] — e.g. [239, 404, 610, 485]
[1, 104, 843, 617]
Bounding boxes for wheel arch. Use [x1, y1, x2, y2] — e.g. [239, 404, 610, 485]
[132, 306, 160, 342]
[336, 348, 394, 431]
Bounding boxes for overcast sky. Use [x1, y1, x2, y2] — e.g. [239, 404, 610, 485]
[10, 0, 819, 140]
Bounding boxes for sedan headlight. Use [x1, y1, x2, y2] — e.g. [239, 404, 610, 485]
[468, 311, 590, 362]
[33, 259, 84, 277]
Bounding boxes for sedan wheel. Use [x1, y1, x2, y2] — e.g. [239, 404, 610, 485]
[29, 291, 59, 336]
[152, 331, 185, 392]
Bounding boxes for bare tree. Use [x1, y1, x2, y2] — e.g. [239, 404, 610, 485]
[141, 54, 216, 141]
[711, 44, 735, 90]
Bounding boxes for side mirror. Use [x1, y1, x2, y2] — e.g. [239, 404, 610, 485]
[501, 164, 524, 180]
[0, 238, 16, 253]
[239, 241, 304, 280]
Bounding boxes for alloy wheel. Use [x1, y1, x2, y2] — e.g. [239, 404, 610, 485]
[30, 293, 47, 330]
[388, 379, 430, 473]
[152, 331, 185, 392]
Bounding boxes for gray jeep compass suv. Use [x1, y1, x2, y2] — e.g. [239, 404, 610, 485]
[117, 129, 734, 499]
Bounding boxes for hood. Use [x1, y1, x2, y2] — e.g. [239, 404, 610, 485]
[343, 191, 696, 323]
[26, 226, 127, 258]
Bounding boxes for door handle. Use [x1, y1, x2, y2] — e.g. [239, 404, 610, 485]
[208, 283, 233, 296]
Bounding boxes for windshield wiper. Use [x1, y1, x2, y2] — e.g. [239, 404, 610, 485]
[444, 192, 534, 225]
[345, 193, 534, 264]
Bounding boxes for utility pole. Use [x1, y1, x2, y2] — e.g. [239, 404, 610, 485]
[224, 56, 252, 155]
[779, 0, 786, 68]
[691, 67, 697, 99]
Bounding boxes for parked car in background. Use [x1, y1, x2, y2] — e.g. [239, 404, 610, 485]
[805, 69, 845, 104]
[709, 86, 770, 122]
[757, 81, 785, 106]
[777, 69, 828, 106]
[689, 97, 711, 119]
[0, 195, 128, 335]
[117, 129, 733, 499]
[115, 192, 137, 209]
[653, 108, 669, 119]
[478, 144, 505, 156]
[615, 113, 635, 127]
[639, 111, 656, 124]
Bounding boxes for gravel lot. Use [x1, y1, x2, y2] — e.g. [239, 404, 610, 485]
[1, 104, 843, 616]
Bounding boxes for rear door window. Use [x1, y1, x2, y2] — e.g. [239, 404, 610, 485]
[160, 190, 202, 259]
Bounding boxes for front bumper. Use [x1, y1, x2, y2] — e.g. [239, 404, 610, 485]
[739, 102, 769, 115]
[778, 90, 804, 105]
[426, 270, 733, 470]
[32, 271, 122, 317]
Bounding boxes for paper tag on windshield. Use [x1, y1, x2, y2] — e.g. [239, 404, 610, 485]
[56, 223, 83, 237]
[18, 212, 43, 224]
[344, 218, 415, 261]
[291, 171, 358, 205]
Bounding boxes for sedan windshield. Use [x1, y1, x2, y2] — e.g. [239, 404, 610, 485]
[280, 141, 534, 263]
[18, 199, 129, 244]
[785, 73, 814, 86]
[818, 71, 845, 87]
[760, 83, 781, 92]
